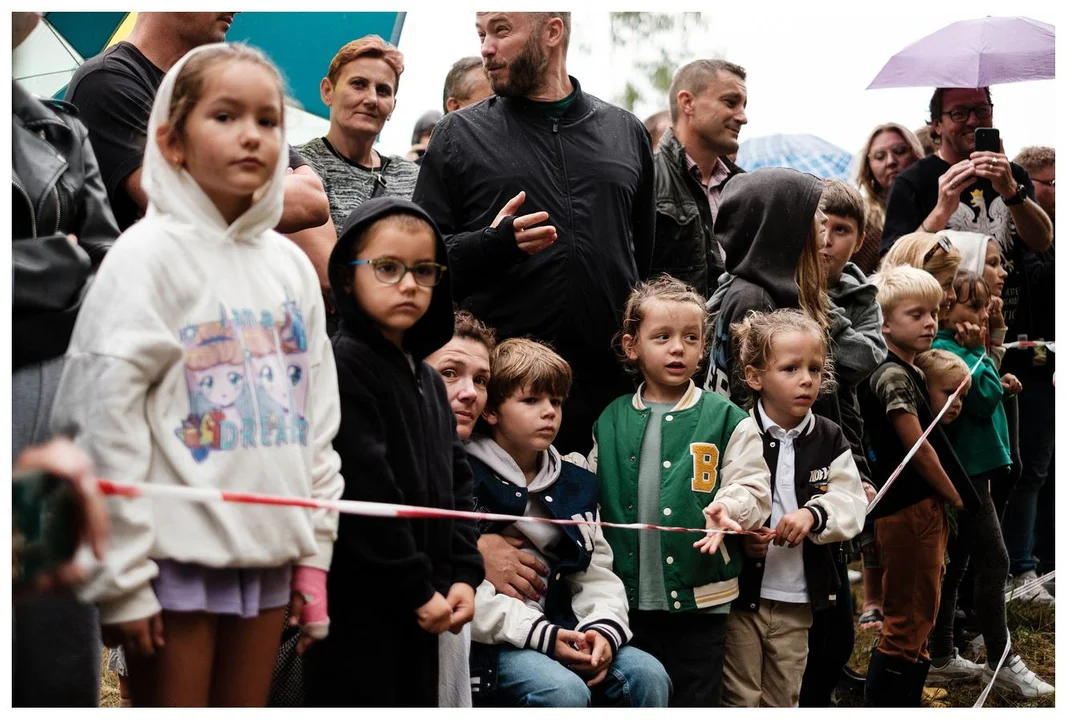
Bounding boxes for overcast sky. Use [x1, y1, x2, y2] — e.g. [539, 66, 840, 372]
[9, 2, 1059, 165]
[357, 1, 1058, 163]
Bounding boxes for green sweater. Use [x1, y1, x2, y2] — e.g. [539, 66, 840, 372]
[932, 330, 1011, 476]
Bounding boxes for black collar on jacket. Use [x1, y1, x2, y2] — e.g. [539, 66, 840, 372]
[12, 81, 74, 133]
[659, 127, 745, 183]
[496, 75, 594, 124]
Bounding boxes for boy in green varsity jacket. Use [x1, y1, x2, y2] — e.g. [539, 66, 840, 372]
[590, 277, 772, 707]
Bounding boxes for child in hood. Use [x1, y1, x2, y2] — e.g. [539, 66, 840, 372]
[300, 196, 484, 706]
[703, 168, 831, 406]
[50, 43, 343, 706]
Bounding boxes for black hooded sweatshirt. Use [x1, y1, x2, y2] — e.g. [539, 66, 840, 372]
[703, 168, 827, 405]
[319, 197, 484, 617]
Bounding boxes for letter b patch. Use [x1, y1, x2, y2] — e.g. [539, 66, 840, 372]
[690, 443, 720, 493]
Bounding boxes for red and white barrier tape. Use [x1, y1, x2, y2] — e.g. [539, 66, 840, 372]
[95, 479, 763, 538]
[866, 352, 986, 515]
[1002, 340, 1055, 352]
[96, 352, 988, 538]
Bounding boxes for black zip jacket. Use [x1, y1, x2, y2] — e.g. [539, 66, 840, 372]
[734, 411, 855, 614]
[652, 127, 744, 297]
[12, 81, 118, 370]
[412, 76, 655, 374]
[319, 198, 484, 617]
[858, 351, 978, 519]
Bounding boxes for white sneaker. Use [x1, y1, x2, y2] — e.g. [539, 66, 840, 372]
[983, 655, 1055, 698]
[1012, 570, 1056, 605]
[927, 649, 984, 685]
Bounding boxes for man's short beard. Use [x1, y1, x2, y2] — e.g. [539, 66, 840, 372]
[490, 33, 548, 98]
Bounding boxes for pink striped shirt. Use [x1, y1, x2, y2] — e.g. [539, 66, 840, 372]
[685, 153, 733, 222]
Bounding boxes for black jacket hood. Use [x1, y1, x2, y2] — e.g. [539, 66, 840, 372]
[713, 167, 824, 309]
[328, 197, 454, 361]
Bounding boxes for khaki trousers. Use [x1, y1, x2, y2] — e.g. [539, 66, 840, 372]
[722, 599, 813, 707]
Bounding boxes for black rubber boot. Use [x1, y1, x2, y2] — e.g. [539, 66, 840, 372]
[909, 658, 932, 706]
[865, 649, 924, 707]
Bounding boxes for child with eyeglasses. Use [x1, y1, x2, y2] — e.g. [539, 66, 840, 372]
[301, 197, 485, 707]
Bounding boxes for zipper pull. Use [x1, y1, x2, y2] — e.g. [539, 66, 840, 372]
[551, 118, 559, 134]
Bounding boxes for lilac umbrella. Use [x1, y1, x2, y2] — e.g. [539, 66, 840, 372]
[868, 16, 1055, 89]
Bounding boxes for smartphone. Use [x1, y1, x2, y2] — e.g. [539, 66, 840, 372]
[975, 127, 1000, 154]
[12, 470, 80, 590]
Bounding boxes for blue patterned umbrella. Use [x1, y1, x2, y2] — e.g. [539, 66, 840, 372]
[735, 133, 855, 181]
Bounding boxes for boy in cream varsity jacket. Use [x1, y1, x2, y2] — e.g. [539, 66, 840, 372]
[467, 338, 671, 708]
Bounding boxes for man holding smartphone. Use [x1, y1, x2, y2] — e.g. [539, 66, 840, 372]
[880, 87, 1052, 338]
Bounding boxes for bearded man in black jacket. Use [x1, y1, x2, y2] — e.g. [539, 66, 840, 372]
[413, 11, 656, 455]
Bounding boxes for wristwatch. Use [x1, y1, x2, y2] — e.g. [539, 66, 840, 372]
[1003, 183, 1027, 206]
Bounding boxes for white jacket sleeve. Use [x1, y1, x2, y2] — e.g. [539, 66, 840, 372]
[299, 290, 344, 570]
[805, 448, 867, 545]
[470, 579, 561, 654]
[586, 433, 599, 473]
[567, 514, 632, 653]
[711, 417, 772, 530]
[55, 355, 164, 624]
[50, 244, 182, 625]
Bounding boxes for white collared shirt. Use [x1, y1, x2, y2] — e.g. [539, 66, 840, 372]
[757, 401, 812, 603]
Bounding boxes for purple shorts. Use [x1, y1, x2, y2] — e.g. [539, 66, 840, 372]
[152, 560, 292, 618]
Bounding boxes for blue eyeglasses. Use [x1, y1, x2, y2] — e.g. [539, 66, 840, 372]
[349, 257, 448, 287]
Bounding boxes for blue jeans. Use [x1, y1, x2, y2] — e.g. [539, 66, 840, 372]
[1002, 366, 1056, 575]
[495, 644, 672, 707]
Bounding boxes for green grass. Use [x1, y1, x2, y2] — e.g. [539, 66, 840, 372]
[841, 567, 1055, 708]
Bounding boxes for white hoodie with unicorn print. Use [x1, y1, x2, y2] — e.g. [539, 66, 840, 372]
[51, 45, 344, 625]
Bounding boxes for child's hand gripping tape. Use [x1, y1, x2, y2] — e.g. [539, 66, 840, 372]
[291, 566, 329, 640]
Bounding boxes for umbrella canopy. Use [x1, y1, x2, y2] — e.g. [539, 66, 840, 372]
[735, 134, 854, 182]
[868, 16, 1055, 89]
[13, 12, 406, 145]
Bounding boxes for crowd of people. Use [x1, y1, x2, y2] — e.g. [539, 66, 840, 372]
[11, 9, 1056, 709]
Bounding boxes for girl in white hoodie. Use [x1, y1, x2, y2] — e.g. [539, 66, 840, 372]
[50, 43, 344, 706]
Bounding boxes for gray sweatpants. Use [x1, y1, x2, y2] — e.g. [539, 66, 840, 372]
[12, 356, 102, 706]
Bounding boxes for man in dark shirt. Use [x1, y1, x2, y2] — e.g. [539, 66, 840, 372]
[413, 11, 655, 455]
[66, 12, 333, 286]
[880, 87, 1052, 335]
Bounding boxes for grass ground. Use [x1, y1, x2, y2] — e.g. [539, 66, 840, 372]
[100, 654, 120, 708]
[99, 573, 1056, 708]
[840, 566, 1056, 708]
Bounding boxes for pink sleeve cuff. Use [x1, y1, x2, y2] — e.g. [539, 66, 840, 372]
[292, 565, 329, 640]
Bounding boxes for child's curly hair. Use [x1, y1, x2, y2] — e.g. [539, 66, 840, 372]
[614, 274, 709, 377]
[731, 308, 837, 410]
